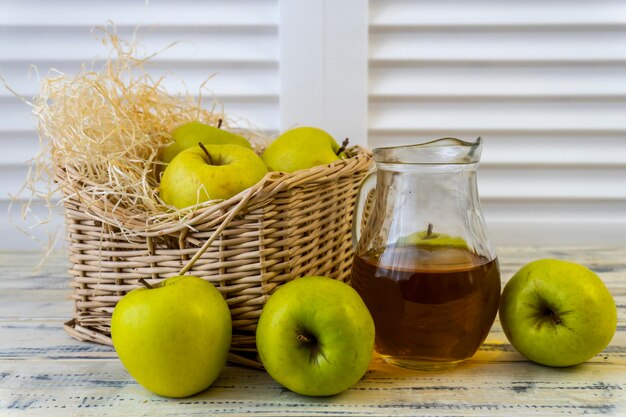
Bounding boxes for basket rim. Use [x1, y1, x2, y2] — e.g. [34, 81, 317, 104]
[55, 146, 373, 237]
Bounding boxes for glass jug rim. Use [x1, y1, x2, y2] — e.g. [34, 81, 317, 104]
[373, 137, 482, 165]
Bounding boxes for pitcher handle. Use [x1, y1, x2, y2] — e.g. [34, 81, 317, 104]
[352, 169, 377, 249]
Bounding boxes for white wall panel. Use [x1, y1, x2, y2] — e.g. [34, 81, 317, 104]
[2, 0, 625, 249]
[279, 0, 368, 145]
[370, 0, 626, 27]
[370, 65, 626, 98]
[369, 0, 626, 246]
[370, 30, 626, 62]
[0, 27, 277, 63]
[0, 0, 279, 250]
[370, 99, 626, 132]
[1, 0, 278, 27]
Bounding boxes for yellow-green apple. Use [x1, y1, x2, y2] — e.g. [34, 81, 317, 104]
[161, 120, 252, 164]
[261, 127, 348, 173]
[499, 259, 617, 367]
[396, 223, 468, 250]
[160, 143, 267, 209]
[256, 276, 375, 396]
[111, 276, 232, 397]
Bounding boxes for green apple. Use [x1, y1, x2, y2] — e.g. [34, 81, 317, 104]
[160, 143, 267, 209]
[111, 276, 232, 397]
[161, 120, 253, 164]
[256, 276, 375, 396]
[499, 259, 617, 367]
[261, 127, 347, 173]
[396, 223, 468, 250]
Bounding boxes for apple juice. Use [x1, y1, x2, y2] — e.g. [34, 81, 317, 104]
[351, 244, 500, 369]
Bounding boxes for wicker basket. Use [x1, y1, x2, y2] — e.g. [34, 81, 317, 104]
[60, 148, 372, 368]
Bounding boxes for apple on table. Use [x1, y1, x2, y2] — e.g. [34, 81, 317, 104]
[499, 259, 617, 367]
[111, 276, 232, 398]
[256, 276, 375, 397]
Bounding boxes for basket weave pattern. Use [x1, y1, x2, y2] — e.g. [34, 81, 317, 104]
[60, 148, 372, 367]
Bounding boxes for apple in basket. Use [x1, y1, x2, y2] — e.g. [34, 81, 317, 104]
[111, 276, 232, 398]
[499, 259, 617, 367]
[256, 276, 375, 396]
[261, 126, 349, 173]
[161, 120, 253, 163]
[160, 143, 267, 209]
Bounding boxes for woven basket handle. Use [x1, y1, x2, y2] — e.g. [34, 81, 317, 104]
[178, 180, 262, 275]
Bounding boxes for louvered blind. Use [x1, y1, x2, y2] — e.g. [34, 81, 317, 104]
[369, 0, 626, 245]
[0, 0, 279, 249]
[2, 1, 625, 248]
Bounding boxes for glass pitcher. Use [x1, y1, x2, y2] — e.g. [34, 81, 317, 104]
[351, 137, 500, 370]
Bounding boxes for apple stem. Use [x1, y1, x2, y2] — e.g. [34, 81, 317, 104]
[336, 138, 350, 156]
[297, 333, 325, 364]
[426, 223, 434, 239]
[198, 142, 214, 165]
[138, 278, 153, 289]
[217, 118, 223, 129]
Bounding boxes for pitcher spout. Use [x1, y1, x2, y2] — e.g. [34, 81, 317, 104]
[373, 137, 482, 165]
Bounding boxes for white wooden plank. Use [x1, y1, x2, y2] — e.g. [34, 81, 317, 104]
[483, 200, 626, 247]
[477, 166, 626, 200]
[0, 290, 70, 321]
[370, 0, 626, 28]
[1, 0, 279, 27]
[1, 249, 625, 415]
[369, 99, 626, 132]
[0, 356, 624, 416]
[0, 62, 279, 98]
[0, 253, 68, 290]
[0, 26, 278, 63]
[0, 322, 116, 360]
[489, 223, 626, 247]
[0, 97, 279, 133]
[370, 29, 626, 62]
[483, 200, 626, 225]
[369, 65, 626, 98]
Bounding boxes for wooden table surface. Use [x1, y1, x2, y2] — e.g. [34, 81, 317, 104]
[0, 247, 624, 416]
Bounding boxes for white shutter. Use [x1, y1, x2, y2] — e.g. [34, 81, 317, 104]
[278, 0, 368, 145]
[3, 1, 625, 249]
[369, 0, 626, 246]
[0, 0, 279, 249]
